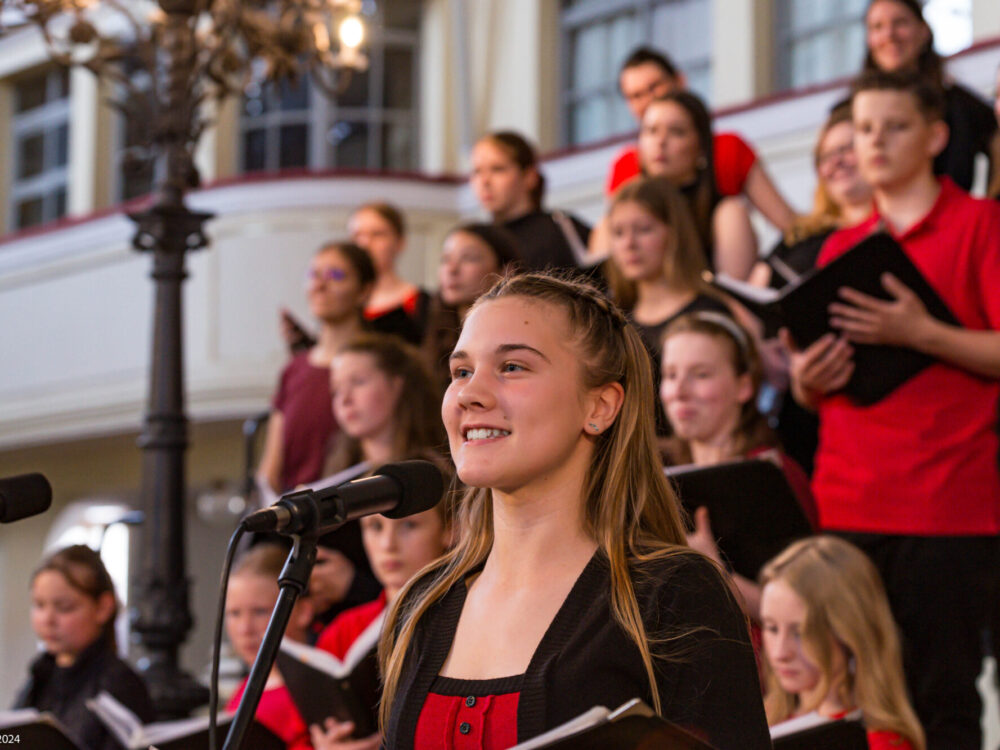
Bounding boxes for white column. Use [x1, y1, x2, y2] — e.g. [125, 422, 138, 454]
[972, 0, 1000, 41]
[419, 0, 457, 172]
[711, 0, 774, 107]
[67, 66, 100, 216]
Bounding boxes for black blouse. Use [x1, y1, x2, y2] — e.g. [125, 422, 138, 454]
[385, 549, 770, 750]
[13, 634, 155, 750]
[936, 83, 997, 193]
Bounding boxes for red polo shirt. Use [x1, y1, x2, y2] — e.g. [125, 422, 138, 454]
[605, 132, 757, 197]
[811, 177, 1000, 535]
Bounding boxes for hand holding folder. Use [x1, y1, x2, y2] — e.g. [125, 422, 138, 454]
[709, 231, 957, 404]
[665, 459, 813, 580]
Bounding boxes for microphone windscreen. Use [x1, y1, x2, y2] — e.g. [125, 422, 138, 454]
[0, 473, 53, 523]
[376, 460, 445, 519]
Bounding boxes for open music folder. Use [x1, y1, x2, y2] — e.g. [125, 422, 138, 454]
[508, 698, 714, 749]
[275, 609, 386, 739]
[86, 691, 283, 750]
[0, 709, 82, 750]
[708, 230, 958, 405]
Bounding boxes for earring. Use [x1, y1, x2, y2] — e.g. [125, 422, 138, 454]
[588, 423, 599, 433]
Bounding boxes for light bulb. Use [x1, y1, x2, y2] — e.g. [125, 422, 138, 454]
[338, 14, 364, 49]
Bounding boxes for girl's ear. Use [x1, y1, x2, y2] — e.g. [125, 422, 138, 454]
[585, 381, 625, 435]
[95, 591, 117, 627]
[736, 372, 755, 406]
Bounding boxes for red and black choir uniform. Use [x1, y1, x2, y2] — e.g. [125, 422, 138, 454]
[226, 678, 311, 750]
[315, 590, 388, 659]
[605, 132, 758, 198]
[364, 287, 430, 346]
[812, 176, 1000, 750]
[386, 550, 770, 750]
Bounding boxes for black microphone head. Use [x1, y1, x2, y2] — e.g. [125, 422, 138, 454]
[0, 472, 53, 523]
[376, 460, 445, 519]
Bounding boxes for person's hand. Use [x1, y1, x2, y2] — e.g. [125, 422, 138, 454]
[828, 273, 930, 348]
[780, 329, 854, 408]
[686, 507, 722, 565]
[309, 718, 381, 750]
[310, 548, 356, 611]
[280, 307, 316, 354]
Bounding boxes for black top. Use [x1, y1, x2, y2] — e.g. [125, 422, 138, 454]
[631, 293, 730, 359]
[503, 210, 591, 273]
[13, 634, 155, 750]
[385, 549, 770, 750]
[632, 294, 730, 435]
[367, 288, 431, 345]
[936, 82, 997, 193]
[767, 228, 835, 290]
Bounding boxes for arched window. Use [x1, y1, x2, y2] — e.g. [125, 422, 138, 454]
[43, 499, 136, 655]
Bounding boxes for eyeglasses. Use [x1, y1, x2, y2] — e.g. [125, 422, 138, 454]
[817, 143, 855, 174]
[307, 268, 349, 282]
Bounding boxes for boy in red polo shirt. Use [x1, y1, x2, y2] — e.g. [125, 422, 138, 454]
[786, 70, 1000, 750]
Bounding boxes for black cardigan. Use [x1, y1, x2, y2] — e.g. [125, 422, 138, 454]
[385, 550, 771, 750]
[13, 634, 155, 750]
[936, 82, 997, 193]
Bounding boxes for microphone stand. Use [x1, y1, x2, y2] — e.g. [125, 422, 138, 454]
[222, 530, 321, 750]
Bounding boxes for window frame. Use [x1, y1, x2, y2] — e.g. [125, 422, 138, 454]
[772, 0, 867, 92]
[238, 14, 421, 174]
[8, 68, 71, 231]
[559, 0, 713, 148]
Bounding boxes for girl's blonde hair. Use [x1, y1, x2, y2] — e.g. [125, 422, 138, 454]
[660, 312, 774, 465]
[784, 103, 857, 245]
[606, 177, 710, 311]
[378, 272, 699, 728]
[760, 536, 925, 750]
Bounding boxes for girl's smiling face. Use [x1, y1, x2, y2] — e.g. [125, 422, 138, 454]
[442, 297, 598, 496]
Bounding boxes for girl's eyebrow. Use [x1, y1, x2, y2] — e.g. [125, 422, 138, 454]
[450, 343, 551, 364]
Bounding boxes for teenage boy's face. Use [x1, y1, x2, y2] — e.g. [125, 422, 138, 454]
[619, 62, 680, 121]
[852, 90, 946, 191]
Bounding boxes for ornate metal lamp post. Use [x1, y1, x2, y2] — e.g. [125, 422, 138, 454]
[4, 0, 368, 717]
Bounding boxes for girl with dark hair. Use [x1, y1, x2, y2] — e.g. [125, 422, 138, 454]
[638, 92, 758, 279]
[377, 273, 770, 749]
[348, 202, 429, 344]
[258, 241, 376, 495]
[659, 312, 817, 618]
[326, 333, 449, 475]
[470, 131, 592, 273]
[14, 545, 155, 750]
[862, 0, 996, 191]
[421, 222, 522, 394]
[257, 241, 381, 643]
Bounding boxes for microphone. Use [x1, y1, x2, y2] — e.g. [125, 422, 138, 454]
[241, 460, 444, 535]
[0, 473, 53, 524]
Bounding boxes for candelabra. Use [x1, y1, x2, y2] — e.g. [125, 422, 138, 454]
[3, 0, 368, 717]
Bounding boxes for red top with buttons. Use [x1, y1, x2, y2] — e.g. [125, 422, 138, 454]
[414, 675, 522, 749]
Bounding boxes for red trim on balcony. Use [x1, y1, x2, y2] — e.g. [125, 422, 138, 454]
[0, 168, 465, 247]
